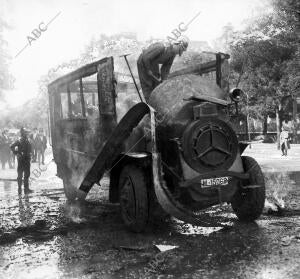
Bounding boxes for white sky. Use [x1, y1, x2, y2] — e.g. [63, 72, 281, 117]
[1, 0, 270, 107]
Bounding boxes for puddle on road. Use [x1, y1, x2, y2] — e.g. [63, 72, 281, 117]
[1, 237, 62, 279]
[0, 179, 67, 236]
[255, 266, 291, 279]
[171, 208, 235, 236]
[0, 170, 299, 279]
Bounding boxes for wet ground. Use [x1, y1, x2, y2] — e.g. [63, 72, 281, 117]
[0, 144, 300, 279]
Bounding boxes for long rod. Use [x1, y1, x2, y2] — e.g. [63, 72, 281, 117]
[79, 78, 86, 117]
[67, 84, 72, 118]
[123, 56, 144, 102]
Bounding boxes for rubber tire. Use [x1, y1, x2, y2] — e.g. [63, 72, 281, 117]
[231, 156, 265, 221]
[119, 164, 149, 232]
[63, 178, 77, 201]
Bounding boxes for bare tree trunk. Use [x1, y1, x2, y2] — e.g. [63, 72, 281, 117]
[293, 98, 297, 143]
[263, 114, 268, 136]
[276, 107, 281, 149]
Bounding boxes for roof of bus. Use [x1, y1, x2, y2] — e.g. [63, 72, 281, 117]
[48, 57, 109, 92]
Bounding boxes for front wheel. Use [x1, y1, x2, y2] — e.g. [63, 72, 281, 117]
[231, 156, 265, 221]
[119, 164, 150, 232]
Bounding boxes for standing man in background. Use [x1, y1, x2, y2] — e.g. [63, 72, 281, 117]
[31, 127, 38, 163]
[0, 129, 13, 169]
[137, 39, 188, 100]
[11, 128, 33, 194]
[280, 126, 290, 156]
[36, 128, 47, 165]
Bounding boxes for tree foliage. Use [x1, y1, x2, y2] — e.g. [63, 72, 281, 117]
[3, 0, 299, 131]
[0, 17, 14, 101]
[228, 0, 300, 122]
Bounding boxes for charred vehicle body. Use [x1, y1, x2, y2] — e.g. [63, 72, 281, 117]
[48, 53, 265, 232]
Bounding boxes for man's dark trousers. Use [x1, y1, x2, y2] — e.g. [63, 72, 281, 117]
[17, 159, 30, 192]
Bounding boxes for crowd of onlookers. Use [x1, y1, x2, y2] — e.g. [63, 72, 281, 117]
[0, 127, 47, 170]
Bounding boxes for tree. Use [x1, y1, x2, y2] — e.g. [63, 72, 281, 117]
[0, 17, 14, 101]
[228, 0, 299, 136]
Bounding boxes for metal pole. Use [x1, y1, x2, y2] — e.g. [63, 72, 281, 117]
[67, 84, 72, 118]
[79, 78, 86, 117]
[120, 54, 144, 103]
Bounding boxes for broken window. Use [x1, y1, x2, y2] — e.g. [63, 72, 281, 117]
[58, 75, 99, 120]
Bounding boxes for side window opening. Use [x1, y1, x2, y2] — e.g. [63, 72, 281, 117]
[70, 81, 84, 118]
[60, 93, 68, 119]
[58, 73, 99, 120]
[82, 75, 99, 120]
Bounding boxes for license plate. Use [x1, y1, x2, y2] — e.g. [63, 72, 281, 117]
[201, 177, 229, 188]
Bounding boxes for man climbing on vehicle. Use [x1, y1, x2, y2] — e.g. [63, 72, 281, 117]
[11, 128, 33, 194]
[137, 39, 188, 100]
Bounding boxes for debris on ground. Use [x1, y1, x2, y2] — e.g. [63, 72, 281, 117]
[264, 199, 284, 216]
[281, 236, 294, 246]
[155, 245, 178, 252]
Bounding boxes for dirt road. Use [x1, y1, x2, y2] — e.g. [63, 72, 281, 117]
[0, 145, 300, 279]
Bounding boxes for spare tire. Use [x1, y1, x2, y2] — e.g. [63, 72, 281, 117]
[182, 118, 238, 172]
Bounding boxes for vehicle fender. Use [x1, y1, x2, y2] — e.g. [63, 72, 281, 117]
[77, 102, 151, 199]
[149, 107, 226, 227]
[239, 142, 249, 155]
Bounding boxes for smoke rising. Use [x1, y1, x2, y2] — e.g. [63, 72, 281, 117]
[64, 202, 86, 223]
[264, 171, 296, 212]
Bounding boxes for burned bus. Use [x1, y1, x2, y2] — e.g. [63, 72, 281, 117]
[48, 53, 265, 232]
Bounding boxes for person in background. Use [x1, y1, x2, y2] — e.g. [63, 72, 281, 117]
[137, 39, 189, 100]
[11, 128, 33, 194]
[30, 128, 38, 163]
[280, 126, 290, 156]
[9, 132, 17, 168]
[0, 130, 6, 169]
[36, 128, 47, 165]
[0, 129, 13, 169]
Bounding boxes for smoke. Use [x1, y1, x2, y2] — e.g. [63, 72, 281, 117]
[264, 199, 279, 212]
[67, 153, 94, 199]
[264, 171, 295, 212]
[64, 202, 86, 223]
[116, 92, 140, 122]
